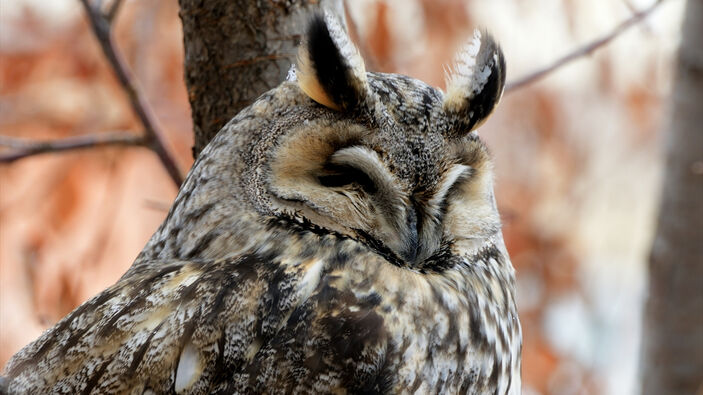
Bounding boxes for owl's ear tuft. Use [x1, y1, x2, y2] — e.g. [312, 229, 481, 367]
[443, 30, 506, 135]
[296, 12, 367, 111]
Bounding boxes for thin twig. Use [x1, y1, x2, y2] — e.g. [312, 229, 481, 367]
[622, 0, 655, 34]
[506, 0, 667, 93]
[106, 0, 124, 22]
[143, 199, 172, 212]
[0, 133, 145, 163]
[78, 0, 183, 186]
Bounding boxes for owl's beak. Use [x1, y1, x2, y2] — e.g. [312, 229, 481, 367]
[399, 205, 420, 264]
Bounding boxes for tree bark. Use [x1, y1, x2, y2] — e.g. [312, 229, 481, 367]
[178, 0, 343, 157]
[641, 0, 703, 394]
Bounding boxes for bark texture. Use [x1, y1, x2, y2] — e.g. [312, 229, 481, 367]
[178, 0, 344, 157]
[641, 0, 703, 394]
[178, 0, 310, 157]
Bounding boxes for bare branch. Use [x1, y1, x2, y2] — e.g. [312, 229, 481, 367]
[143, 199, 171, 212]
[506, 0, 667, 93]
[78, 0, 183, 186]
[0, 133, 145, 163]
[106, 0, 124, 23]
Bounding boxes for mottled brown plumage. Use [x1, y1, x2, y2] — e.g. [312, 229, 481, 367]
[3, 13, 521, 394]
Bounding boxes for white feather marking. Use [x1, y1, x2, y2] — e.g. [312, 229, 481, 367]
[286, 64, 297, 81]
[427, 164, 470, 216]
[275, 259, 325, 333]
[175, 342, 201, 393]
[443, 29, 495, 111]
[444, 30, 482, 94]
[299, 258, 325, 298]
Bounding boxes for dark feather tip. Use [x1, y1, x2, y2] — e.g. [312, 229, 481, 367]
[306, 14, 362, 110]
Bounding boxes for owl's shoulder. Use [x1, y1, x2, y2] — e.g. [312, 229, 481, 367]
[5, 239, 395, 393]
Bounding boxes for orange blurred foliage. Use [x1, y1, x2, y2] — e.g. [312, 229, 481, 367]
[0, 1, 683, 394]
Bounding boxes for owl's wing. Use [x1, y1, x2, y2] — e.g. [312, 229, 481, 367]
[4, 254, 390, 394]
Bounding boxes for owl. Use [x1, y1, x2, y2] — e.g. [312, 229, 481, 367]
[2, 13, 521, 394]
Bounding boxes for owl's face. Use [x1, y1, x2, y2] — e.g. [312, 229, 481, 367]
[258, 16, 506, 268]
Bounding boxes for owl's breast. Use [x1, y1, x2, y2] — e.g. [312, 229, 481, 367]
[306, 239, 522, 394]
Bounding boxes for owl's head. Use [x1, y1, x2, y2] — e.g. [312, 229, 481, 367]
[239, 13, 506, 268]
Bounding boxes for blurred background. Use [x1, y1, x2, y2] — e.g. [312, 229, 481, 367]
[0, 0, 686, 393]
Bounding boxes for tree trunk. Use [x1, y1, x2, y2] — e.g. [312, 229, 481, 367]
[178, 0, 343, 157]
[641, 0, 703, 394]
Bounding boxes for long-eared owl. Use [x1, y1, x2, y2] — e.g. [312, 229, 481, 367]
[3, 12, 521, 394]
